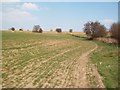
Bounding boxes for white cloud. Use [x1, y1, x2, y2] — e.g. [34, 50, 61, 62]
[2, 2, 40, 30]
[3, 9, 37, 22]
[21, 3, 39, 11]
[2, 8, 38, 30]
[1, 0, 20, 2]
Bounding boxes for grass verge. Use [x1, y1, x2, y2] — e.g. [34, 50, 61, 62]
[90, 41, 118, 88]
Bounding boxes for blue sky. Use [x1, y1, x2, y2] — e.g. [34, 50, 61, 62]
[1, 1, 118, 31]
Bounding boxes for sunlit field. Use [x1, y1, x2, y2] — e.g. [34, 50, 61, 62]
[2, 31, 118, 88]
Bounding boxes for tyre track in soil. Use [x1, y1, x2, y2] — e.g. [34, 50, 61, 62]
[41, 42, 105, 88]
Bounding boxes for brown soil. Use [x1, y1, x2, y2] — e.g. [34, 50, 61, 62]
[25, 43, 105, 88]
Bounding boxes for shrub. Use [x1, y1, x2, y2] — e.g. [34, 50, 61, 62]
[69, 29, 73, 33]
[56, 28, 62, 33]
[19, 29, 23, 31]
[10, 27, 15, 31]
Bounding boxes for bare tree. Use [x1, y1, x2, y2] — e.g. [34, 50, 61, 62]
[83, 21, 106, 39]
[33, 25, 40, 32]
[84, 22, 93, 39]
[110, 22, 120, 43]
[38, 28, 43, 33]
[32, 25, 43, 33]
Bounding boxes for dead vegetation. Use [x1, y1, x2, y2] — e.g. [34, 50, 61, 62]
[95, 38, 118, 44]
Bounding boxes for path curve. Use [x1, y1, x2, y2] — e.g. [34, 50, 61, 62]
[74, 42, 105, 88]
[40, 42, 106, 88]
[24, 42, 105, 88]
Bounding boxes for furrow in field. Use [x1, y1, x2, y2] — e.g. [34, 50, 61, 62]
[3, 39, 71, 50]
[3, 39, 75, 70]
[40, 51, 80, 88]
[40, 46, 88, 88]
[40, 42, 98, 88]
[2, 41, 81, 88]
[24, 46, 81, 88]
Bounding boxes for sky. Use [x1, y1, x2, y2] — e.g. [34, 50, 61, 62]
[0, 0, 118, 32]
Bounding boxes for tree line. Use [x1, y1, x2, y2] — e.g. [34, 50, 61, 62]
[32, 25, 73, 33]
[9, 25, 73, 33]
[9, 21, 119, 43]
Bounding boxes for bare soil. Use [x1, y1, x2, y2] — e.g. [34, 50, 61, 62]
[25, 43, 105, 88]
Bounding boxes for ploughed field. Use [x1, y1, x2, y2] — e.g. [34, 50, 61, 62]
[2, 31, 118, 88]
